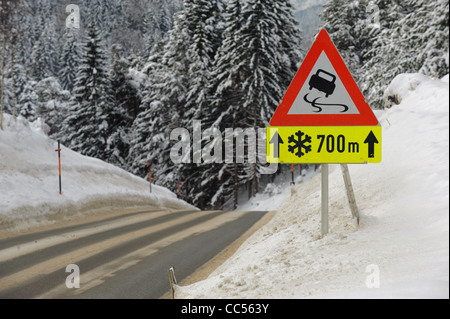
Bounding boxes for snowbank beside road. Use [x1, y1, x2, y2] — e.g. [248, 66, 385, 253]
[176, 73, 449, 299]
[0, 115, 195, 233]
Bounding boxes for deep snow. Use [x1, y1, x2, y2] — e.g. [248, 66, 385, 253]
[0, 73, 448, 299]
[175, 73, 449, 299]
[0, 116, 195, 233]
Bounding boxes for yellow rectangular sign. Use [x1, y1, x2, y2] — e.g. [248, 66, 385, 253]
[267, 126, 381, 164]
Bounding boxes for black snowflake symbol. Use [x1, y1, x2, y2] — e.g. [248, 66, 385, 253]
[288, 131, 312, 158]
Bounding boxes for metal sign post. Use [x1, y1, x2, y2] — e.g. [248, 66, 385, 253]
[321, 164, 329, 236]
[341, 164, 360, 224]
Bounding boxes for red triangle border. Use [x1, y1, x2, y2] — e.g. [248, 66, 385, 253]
[270, 29, 379, 126]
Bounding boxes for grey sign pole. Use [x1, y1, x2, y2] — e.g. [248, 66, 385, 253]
[341, 164, 360, 225]
[321, 164, 329, 236]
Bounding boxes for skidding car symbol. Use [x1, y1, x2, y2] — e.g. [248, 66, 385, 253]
[309, 69, 336, 98]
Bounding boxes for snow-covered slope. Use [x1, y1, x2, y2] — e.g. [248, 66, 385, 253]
[176, 73, 449, 299]
[0, 117, 195, 232]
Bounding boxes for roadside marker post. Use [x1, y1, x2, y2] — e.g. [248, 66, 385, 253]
[168, 267, 177, 299]
[267, 29, 382, 237]
[291, 164, 295, 185]
[143, 163, 152, 193]
[177, 182, 184, 199]
[55, 141, 62, 195]
[321, 164, 329, 236]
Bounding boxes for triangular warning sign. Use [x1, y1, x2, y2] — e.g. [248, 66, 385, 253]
[270, 29, 379, 126]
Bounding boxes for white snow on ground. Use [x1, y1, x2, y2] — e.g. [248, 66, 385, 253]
[237, 167, 318, 212]
[176, 73, 449, 299]
[0, 116, 196, 233]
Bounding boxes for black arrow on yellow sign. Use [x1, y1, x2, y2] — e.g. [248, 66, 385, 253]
[270, 131, 284, 158]
[364, 131, 379, 158]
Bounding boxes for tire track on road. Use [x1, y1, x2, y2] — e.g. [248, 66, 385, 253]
[0, 209, 199, 277]
[0, 210, 224, 297]
[0, 210, 269, 299]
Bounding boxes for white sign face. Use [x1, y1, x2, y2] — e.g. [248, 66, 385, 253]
[287, 51, 360, 115]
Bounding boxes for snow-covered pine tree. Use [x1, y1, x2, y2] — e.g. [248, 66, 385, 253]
[273, 0, 304, 91]
[183, 0, 224, 124]
[111, 0, 184, 58]
[61, 20, 111, 160]
[127, 41, 163, 175]
[238, 0, 287, 126]
[321, 0, 371, 85]
[20, 0, 53, 75]
[201, 0, 245, 209]
[319, 0, 441, 109]
[173, 0, 225, 209]
[409, 0, 449, 78]
[35, 77, 69, 137]
[159, 11, 190, 130]
[59, 28, 81, 92]
[10, 62, 26, 116]
[18, 80, 38, 121]
[29, 22, 59, 80]
[11, 1, 38, 70]
[150, 8, 201, 198]
[82, 0, 119, 46]
[128, 13, 189, 191]
[142, 0, 174, 56]
[112, 0, 148, 55]
[361, 0, 419, 108]
[236, 0, 287, 197]
[106, 44, 142, 169]
[208, 0, 244, 127]
[201, 0, 303, 208]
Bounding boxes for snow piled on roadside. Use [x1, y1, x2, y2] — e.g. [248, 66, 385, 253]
[0, 116, 196, 232]
[176, 73, 449, 299]
[237, 166, 319, 212]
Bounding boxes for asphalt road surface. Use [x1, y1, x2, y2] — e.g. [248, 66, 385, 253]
[0, 209, 268, 299]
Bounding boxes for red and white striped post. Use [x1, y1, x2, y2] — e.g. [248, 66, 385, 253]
[143, 163, 152, 193]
